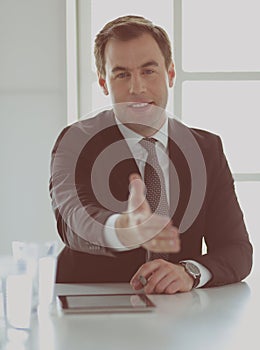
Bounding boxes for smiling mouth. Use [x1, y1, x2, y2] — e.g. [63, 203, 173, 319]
[129, 102, 153, 108]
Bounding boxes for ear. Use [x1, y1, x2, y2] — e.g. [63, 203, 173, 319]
[167, 62, 175, 88]
[98, 73, 109, 95]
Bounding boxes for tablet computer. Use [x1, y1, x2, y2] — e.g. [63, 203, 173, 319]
[57, 293, 155, 314]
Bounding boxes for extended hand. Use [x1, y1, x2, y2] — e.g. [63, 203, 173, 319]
[115, 173, 180, 252]
[130, 259, 194, 294]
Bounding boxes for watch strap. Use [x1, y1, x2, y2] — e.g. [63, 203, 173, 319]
[179, 261, 201, 288]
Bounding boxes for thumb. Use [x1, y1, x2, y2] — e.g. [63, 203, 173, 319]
[128, 173, 149, 213]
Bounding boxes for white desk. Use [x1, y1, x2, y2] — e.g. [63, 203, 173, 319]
[4, 281, 259, 350]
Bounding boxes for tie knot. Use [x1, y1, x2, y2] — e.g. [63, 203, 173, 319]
[140, 138, 157, 153]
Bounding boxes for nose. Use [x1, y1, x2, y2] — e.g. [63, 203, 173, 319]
[129, 74, 146, 95]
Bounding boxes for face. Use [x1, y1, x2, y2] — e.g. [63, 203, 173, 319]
[98, 33, 175, 136]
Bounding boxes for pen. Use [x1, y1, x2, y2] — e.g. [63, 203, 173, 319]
[138, 275, 147, 287]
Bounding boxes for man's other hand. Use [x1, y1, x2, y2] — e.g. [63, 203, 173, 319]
[130, 259, 194, 294]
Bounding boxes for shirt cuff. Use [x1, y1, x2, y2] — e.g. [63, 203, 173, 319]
[182, 260, 212, 288]
[103, 214, 133, 251]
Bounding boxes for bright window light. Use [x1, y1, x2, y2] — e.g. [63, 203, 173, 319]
[182, 81, 260, 173]
[182, 0, 260, 72]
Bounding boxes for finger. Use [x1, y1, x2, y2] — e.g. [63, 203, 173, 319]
[143, 267, 171, 294]
[144, 227, 181, 253]
[138, 214, 173, 242]
[144, 239, 179, 253]
[151, 236, 180, 252]
[130, 260, 161, 290]
[130, 274, 148, 290]
[164, 280, 181, 294]
[161, 225, 179, 239]
[150, 227, 178, 244]
[153, 272, 178, 294]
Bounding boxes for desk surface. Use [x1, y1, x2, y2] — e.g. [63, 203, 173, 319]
[4, 281, 259, 350]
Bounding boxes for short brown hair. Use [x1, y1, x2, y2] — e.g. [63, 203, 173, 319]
[94, 15, 173, 77]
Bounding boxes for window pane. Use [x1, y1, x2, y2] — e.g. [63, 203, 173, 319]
[182, 0, 260, 72]
[182, 81, 260, 173]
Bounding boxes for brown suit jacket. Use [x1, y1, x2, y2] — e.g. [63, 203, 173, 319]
[49, 110, 252, 286]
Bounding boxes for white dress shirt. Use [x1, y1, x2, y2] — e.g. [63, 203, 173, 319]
[103, 118, 212, 288]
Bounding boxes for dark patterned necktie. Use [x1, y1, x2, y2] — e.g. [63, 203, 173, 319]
[139, 138, 170, 261]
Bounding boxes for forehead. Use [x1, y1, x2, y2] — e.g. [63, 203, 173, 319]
[104, 33, 165, 70]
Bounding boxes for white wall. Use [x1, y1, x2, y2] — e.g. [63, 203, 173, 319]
[0, 0, 67, 254]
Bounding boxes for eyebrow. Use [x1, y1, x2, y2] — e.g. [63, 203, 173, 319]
[111, 60, 159, 74]
[141, 60, 159, 68]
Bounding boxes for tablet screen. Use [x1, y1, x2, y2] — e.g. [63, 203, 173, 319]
[57, 294, 155, 313]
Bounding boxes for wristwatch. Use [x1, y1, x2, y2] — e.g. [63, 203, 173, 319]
[179, 261, 201, 288]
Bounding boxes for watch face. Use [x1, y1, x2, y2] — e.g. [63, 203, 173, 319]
[186, 262, 200, 276]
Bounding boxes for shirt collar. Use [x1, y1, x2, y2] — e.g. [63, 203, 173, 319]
[115, 116, 168, 150]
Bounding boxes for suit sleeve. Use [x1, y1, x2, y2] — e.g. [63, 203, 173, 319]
[195, 135, 253, 286]
[49, 123, 117, 257]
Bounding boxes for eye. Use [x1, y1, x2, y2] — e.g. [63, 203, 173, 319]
[143, 69, 155, 75]
[116, 72, 130, 79]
